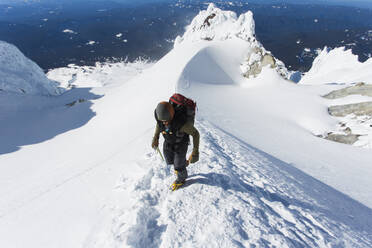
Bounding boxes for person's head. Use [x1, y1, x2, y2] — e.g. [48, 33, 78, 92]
[155, 101, 175, 124]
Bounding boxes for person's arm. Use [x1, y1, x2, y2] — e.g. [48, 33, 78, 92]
[152, 123, 161, 149]
[181, 122, 200, 163]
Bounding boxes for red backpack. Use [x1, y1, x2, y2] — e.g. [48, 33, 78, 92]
[169, 93, 196, 124]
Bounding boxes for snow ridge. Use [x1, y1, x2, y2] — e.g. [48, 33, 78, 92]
[0, 40, 62, 95]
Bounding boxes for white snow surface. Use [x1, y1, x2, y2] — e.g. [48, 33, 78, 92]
[300, 46, 372, 85]
[0, 40, 63, 95]
[1, 5, 372, 248]
[47, 59, 154, 89]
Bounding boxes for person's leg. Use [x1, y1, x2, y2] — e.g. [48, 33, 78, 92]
[173, 142, 188, 183]
[163, 142, 174, 165]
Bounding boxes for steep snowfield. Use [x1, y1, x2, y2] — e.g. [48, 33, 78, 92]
[1, 4, 372, 248]
[0, 40, 62, 95]
[89, 119, 372, 247]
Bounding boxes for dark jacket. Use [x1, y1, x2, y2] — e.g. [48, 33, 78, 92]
[154, 109, 200, 151]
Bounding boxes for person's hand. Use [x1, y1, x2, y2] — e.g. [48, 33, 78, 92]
[151, 137, 159, 149]
[188, 149, 199, 164]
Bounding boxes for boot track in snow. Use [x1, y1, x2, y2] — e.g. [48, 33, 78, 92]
[90, 119, 372, 248]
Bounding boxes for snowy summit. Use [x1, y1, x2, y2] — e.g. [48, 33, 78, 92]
[176, 3, 288, 79]
[175, 3, 256, 45]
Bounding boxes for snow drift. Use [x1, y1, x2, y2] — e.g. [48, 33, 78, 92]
[0, 40, 62, 95]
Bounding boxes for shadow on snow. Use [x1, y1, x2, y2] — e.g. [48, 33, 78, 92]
[185, 124, 372, 242]
[0, 88, 103, 155]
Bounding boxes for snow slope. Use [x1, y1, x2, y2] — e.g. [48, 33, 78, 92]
[1, 4, 372, 248]
[89, 119, 372, 247]
[0, 40, 62, 95]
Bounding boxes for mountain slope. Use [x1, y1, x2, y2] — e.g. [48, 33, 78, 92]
[1, 4, 372, 248]
[0, 40, 62, 95]
[88, 119, 372, 247]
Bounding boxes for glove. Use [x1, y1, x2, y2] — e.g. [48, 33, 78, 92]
[188, 149, 199, 164]
[151, 137, 159, 149]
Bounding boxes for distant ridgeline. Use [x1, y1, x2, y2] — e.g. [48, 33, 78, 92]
[0, 0, 371, 71]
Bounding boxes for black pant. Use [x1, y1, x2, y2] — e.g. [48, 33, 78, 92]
[163, 141, 188, 170]
[163, 141, 188, 182]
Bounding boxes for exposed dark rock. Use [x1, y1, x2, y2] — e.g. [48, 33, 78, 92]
[66, 99, 86, 107]
[203, 13, 216, 27]
[202, 37, 213, 41]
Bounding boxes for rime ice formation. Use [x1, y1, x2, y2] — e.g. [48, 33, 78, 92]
[0, 40, 62, 95]
[175, 3, 255, 44]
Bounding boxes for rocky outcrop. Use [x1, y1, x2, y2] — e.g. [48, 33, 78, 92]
[323, 82, 372, 99]
[203, 13, 216, 27]
[242, 48, 274, 77]
[241, 47, 288, 78]
[325, 133, 360, 145]
[325, 82, 372, 117]
[328, 102, 372, 117]
[322, 82, 372, 146]
[65, 99, 86, 107]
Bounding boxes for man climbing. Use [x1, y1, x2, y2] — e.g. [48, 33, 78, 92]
[152, 98, 200, 191]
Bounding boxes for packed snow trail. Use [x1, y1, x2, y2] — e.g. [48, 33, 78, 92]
[88, 119, 372, 248]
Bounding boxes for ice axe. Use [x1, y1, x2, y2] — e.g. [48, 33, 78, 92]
[156, 147, 165, 162]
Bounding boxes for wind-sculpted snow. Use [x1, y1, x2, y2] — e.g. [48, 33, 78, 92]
[0, 40, 63, 95]
[300, 46, 372, 85]
[179, 46, 237, 85]
[89, 120, 372, 248]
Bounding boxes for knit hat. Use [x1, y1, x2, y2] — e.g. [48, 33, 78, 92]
[155, 101, 175, 121]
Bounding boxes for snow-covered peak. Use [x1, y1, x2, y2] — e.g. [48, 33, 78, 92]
[0, 40, 63, 96]
[300, 46, 372, 85]
[175, 3, 256, 46]
[175, 4, 290, 80]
